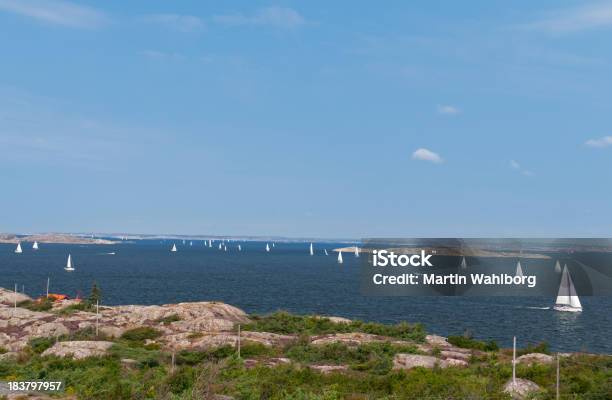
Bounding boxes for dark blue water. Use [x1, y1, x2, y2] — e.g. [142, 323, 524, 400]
[1, 241, 610, 353]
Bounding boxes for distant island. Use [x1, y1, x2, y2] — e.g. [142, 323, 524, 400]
[0, 233, 115, 245]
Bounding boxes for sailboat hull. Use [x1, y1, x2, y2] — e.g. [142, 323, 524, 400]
[553, 305, 582, 313]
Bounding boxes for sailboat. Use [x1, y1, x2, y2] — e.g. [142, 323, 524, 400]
[554, 260, 561, 273]
[238, 244, 242, 251]
[190, 241, 193, 246]
[224, 245, 227, 252]
[354, 246, 359, 257]
[64, 254, 75, 271]
[32, 241, 39, 250]
[554, 265, 582, 312]
[337, 251, 343, 264]
[460, 256, 467, 270]
[15, 243, 22, 253]
[218, 243, 222, 250]
[324, 249, 329, 256]
[272, 243, 275, 248]
[171, 244, 177, 252]
[208, 240, 212, 248]
[515, 261, 524, 277]
[309, 243, 314, 256]
[266, 243, 270, 252]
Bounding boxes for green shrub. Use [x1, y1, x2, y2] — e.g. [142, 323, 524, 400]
[155, 314, 181, 325]
[57, 301, 95, 314]
[28, 337, 56, 354]
[448, 336, 499, 352]
[18, 298, 53, 312]
[120, 327, 162, 343]
[517, 341, 550, 356]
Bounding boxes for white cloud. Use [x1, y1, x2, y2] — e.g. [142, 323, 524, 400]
[523, 3, 612, 34]
[141, 13, 204, 32]
[585, 136, 612, 148]
[437, 105, 460, 115]
[214, 6, 305, 29]
[510, 160, 534, 176]
[0, 0, 107, 28]
[139, 50, 183, 61]
[412, 148, 443, 164]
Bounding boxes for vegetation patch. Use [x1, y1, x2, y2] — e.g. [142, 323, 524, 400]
[155, 313, 181, 325]
[244, 311, 426, 342]
[448, 335, 499, 352]
[120, 327, 162, 344]
[18, 298, 53, 312]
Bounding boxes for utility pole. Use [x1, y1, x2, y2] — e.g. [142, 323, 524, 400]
[237, 324, 241, 359]
[556, 353, 560, 400]
[95, 300, 99, 337]
[46, 277, 50, 298]
[512, 336, 516, 385]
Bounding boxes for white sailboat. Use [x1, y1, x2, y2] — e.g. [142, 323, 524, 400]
[208, 240, 212, 248]
[309, 243, 314, 256]
[515, 261, 524, 278]
[64, 254, 75, 271]
[266, 243, 270, 252]
[224, 245, 227, 252]
[337, 251, 343, 264]
[15, 243, 22, 253]
[190, 241, 193, 246]
[354, 246, 359, 257]
[272, 243, 275, 248]
[554, 265, 582, 312]
[238, 245, 242, 251]
[218, 243, 222, 250]
[324, 249, 328, 256]
[554, 260, 561, 273]
[171, 244, 177, 252]
[460, 256, 467, 270]
[32, 241, 39, 250]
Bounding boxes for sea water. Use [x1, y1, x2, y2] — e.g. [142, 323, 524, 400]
[0, 241, 609, 353]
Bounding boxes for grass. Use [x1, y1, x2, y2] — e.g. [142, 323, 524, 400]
[0, 312, 610, 399]
[243, 311, 427, 342]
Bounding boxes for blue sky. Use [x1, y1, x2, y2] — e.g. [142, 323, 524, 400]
[1, 0, 611, 238]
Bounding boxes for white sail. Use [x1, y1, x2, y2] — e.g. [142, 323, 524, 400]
[266, 243, 270, 252]
[338, 251, 343, 264]
[460, 256, 467, 270]
[515, 261, 524, 277]
[324, 249, 329, 256]
[182, 240, 185, 245]
[209, 240, 212, 248]
[554, 260, 561, 273]
[15, 242, 22, 253]
[224, 245, 227, 251]
[272, 243, 275, 247]
[309, 243, 314, 256]
[219, 243, 222, 250]
[354, 246, 359, 257]
[190, 241, 193, 246]
[238, 245, 242, 251]
[64, 254, 75, 271]
[555, 265, 582, 311]
[32, 241, 39, 250]
[171, 244, 177, 252]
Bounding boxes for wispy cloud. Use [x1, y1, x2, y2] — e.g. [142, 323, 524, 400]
[412, 148, 443, 164]
[141, 13, 204, 32]
[139, 50, 183, 61]
[510, 160, 533, 176]
[585, 135, 612, 148]
[214, 6, 305, 29]
[522, 2, 612, 34]
[0, 0, 107, 28]
[437, 105, 460, 115]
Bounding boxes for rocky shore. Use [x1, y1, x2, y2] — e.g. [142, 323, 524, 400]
[0, 287, 607, 399]
[0, 233, 115, 245]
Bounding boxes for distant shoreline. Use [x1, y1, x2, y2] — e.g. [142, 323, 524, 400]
[0, 233, 115, 245]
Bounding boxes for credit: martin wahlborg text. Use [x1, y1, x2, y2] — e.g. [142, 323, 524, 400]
[371, 250, 537, 288]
